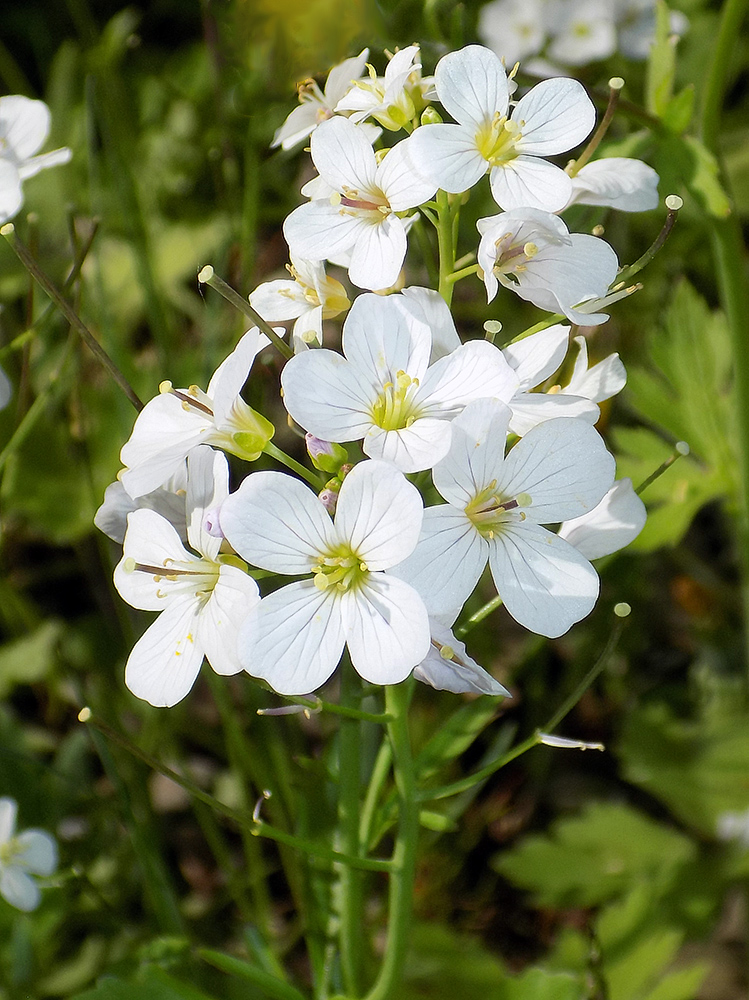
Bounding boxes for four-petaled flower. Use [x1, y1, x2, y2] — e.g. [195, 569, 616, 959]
[392, 398, 615, 637]
[0, 95, 71, 224]
[407, 44, 595, 212]
[0, 797, 57, 912]
[220, 459, 430, 694]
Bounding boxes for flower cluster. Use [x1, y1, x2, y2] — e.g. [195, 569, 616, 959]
[98, 41, 653, 707]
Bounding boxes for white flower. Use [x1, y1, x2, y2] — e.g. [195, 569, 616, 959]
[0, 797, 57, 912]
[280, 292, 518, 473]
[335, 45, 434, 131]
[546, 0, 618, 65]
[478, 0, 547, 66]
[120, 328, 274, 499]
[249, 256, 350, 351]
[392, 398, 615, 637]
[567, 157, 660, 212]
[501, 325, 601, 434]
[95, 465, 189, 545]
[407, 45, 595, 212]
[558, 477, 646, 558]
[477, 207, 619, 324]
[283, 117, 436, 291]
[616, 0, 689, 60]
[114, 448, 260, 707]
[271, 49, 370, 150]
[0, 96, 72, 224]
[415, 618, 511, 696]
[397, 285, 461, 360]
[220, 459, 430, 694]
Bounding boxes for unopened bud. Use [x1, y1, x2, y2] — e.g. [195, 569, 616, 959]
[420, 106, 443, 126]
[203, 505, 225, 539]
[305, 434, 349, 474]
[318, 486, 340, 515]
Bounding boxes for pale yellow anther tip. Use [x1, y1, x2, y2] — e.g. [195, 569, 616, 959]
[78, 707, 92, 723]
[665, 194, 683, 211]
[614, 602, 632, 618]
[0, 223, 15, 236]
[608, 76, 625, 91]
[197, 264, 214, 284]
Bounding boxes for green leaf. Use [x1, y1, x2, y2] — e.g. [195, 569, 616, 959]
[618, 702, 749, 834]
[494, 802, 695, 907]
[682, 136, 731, 218]
[402, 922, 507, 999]
[419, 809, 457, 832]
[646, 2, 676, 116]
[496, 968, 584, 1000]
[0, 620, 63, 698]
[415, 699, 500, 782]
[662, 86, 695, 135]
[197, 949, 306, 1000]
[72, 967, 218, 1000]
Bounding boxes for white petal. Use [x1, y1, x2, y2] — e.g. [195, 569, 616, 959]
[125, 596, 205, 707]
[250, 279, 310, 321]
[0, 798, 17, 842]
[513, 78, 595, 154]
[283, 201, 364, 262]
[342, 575, 430, 684]
[488, 522, 599, 637]
[407, 124, 488, 193]
[17, 146, 71, 180]
[502, 325, 570, 389]
[497, 418, 615, 522]
[435, 45, 509, 128]
[364, 419, 453, 474]
[564, 337, 626, 401]
[291, 305, 324, 351]
[115, 509, 196, 611]
[1, 867, 41, 911]
[220, 471, 336, 574]
[399, 286, 461, 361]
[343, 292, 431, 383]
[186, 447, 229, 559]
[199, 564, 260, 674]
[508, 392, 599, 435]
[415, 622, 510, 696]
[120, 394, 210, 498]
[377, 137, 437, 210]
[206, 328, 262, 422]
[241, 581, 345, 695]
[347, 214, 407, 291]
[16, 830, 57, 875]
[0, 95, 49, 159]
[392, 505, 488, 616]
[432, 398, 511, 507]
[334, 459, 423, 567]
[0, 160, 24, 223]
[272, 103, 322, 151]
[416, 340, 518, 413]
[558, 478, 647, 559]
[310, 116, 377, 194]
[324, 49, 370, 105]
[281, 349, 375, 441]
[490, 156, 573, 212]
[569, 158, 659, 212]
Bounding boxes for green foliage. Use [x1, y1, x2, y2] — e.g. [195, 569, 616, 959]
[493, 802, 695, 908]
[0, 620, 62, 697]
[646, 2, 677, 116]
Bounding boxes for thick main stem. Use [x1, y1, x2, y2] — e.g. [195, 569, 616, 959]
[363, 682, 419, 1000]
[436, 190, 457, 307]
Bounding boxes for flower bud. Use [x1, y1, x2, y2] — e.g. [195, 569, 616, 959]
[420, 106, 443, 126]
[305, 433, 349, 474]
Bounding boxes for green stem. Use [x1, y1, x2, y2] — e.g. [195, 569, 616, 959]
[338, 663, 365, 996]
[446, 263, 479, 285]
[363, 682, 419, 1000]
[1, 224, 143, 411]
[455, 595, 503, 638]
[436, 190, 457, 306]
[568, 77, 624, 176]
[359, 739, 393, 852]
[616, 196, 683, 284]
[263, 441, 325, 488]
[698, 0, 749, 675]
[198, 265, 294, 360]
[252, 822, 392, 873]
[509, 313, 566, 343]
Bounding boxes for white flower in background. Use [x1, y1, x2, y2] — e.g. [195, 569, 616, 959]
[562, 334, 626, 403]
[0, 364, 11, 410]
[114, 448, 260, 707]
[283, 117, 436, 290]
[220, 460, 430, 694]
[415, 617, 511, 696]
[281, 292, 518, 473]
[558, 477, 646, 558]
[0, 797, 57, 912]
[120, 328, 274, 499]
[249, 256, 350, 351]
[478, 0, 547, 67]
[567, 157, 659, 212]
[0, 96, 72, 224]
[335, 44, 434, 131]
[617, 0, 689, 60]
[547, 0, 618, 65]
[271, 49, 370, 150]
[477, 208, 619, 325]
[407, 45, 595, 212]
[95, 464, 189, 545]
[501, 325, 601, 434]
[392, 398, 615, 637]
[716, 808, 749, 850]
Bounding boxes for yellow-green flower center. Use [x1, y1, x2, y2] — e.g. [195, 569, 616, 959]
[370, 371, 421, 431]
[476, 113, 522, 167]
[0, 836, 23, 866]
[312, 545, 368, 593]
[465, 481, 532, 539]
